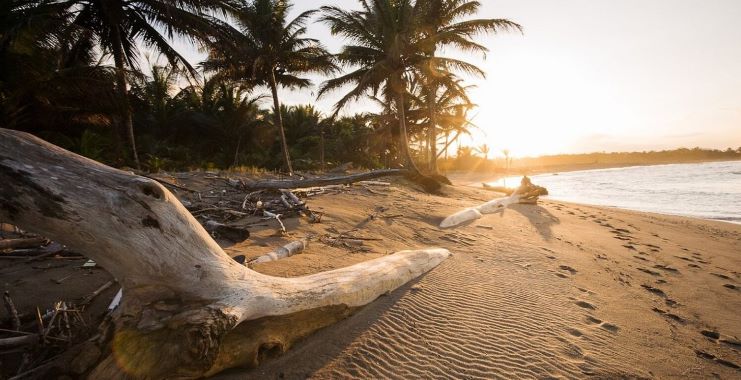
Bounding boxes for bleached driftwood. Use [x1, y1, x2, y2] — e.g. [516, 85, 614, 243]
[0, 128, 449, 378]
[248, 240, 306, 266]
[439, 193, 523, 228]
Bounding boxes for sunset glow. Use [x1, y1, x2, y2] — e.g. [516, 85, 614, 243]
[278, 0, 741, 158]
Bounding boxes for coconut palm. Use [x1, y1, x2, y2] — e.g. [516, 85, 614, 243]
[319, 0, 431, 173]
[415, 0, 521, 173]
[204, 0, 337, 175]
[476, 143, 490, 159]
[67, 0, 234, 168]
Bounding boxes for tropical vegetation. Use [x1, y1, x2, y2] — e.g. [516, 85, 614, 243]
[0, 0, 520, 176]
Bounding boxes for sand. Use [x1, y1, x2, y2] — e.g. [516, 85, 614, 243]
[2, 175, 739, 379]
[216, 178, 741, 379]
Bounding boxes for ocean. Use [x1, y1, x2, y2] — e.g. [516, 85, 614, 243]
[485, 160, 741, 224]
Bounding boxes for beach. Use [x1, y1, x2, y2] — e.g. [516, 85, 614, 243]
[213, 178, 740, 379]
[2, 174, 739, 379]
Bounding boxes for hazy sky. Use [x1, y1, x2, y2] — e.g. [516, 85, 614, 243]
[171, 0, 741, 157]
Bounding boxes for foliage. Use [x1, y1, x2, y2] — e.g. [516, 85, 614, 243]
[1, 0, 520, 174]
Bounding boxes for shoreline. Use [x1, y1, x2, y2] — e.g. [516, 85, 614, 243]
[443, 158, 741, 183]
[447, 160, 741, 226]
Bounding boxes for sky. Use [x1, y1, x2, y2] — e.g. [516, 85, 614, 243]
[169, 0, 741, 158]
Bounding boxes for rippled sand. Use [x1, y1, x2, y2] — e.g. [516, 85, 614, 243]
[217, 179, 741, 379]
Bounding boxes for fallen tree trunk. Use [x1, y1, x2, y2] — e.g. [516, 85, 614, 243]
[0, 128, 450, 378]
[243, 169, 406, 190]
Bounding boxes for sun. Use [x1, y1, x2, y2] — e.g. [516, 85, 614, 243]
[456, 43, 635, 158]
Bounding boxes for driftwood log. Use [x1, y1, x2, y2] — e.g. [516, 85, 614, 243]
[242, 169, 442, 192]
[242, 169, 406, 189]
[0, 128, 450, 378]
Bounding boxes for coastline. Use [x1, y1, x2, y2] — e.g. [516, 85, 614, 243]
[447, 160, 741, 225]
[443, 158, 741, 185]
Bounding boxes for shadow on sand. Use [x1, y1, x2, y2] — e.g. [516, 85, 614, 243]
[213, 276, 427, 379]
[508, 204, 560, 241]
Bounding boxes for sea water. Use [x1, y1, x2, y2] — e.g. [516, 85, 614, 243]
[485, 160, 741, 224]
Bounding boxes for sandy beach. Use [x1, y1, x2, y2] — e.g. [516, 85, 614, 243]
[2, 175, 739, 379]
[207, 178, 741, 379]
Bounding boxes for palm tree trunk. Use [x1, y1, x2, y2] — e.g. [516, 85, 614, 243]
[233, 135, 241, 167]
[444, 131, 449, 160]
[268, 70, 293, 175]
[427, 84, 439, 174]
[395, 91, 422, 173]
[319, 123, 325, 172]
[111, 28, 140, 169]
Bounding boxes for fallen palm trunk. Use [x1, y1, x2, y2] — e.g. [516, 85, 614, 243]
[0, 128, 450, 378]
[241, 169, 406, 190]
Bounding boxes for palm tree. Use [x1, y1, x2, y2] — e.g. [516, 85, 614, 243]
[415, 0, 521, 174]
[172, 75, 266, 167]
[502, 148, 511, 171]
[319, 0, 428, 173]
[476, 143, 490, 160]
[68, 0, 233, 168]
[204, 0, 336, 175]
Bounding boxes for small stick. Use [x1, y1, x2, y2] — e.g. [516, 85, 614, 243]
[35, 307, 44, 336]
[52, 274, 74, 284]
[79, 280, 115, 306]
[0, 335, 38, 348]
[263, 211, 286, 234]
[0, 328, 35, 335]
[3, 291, 21, 331]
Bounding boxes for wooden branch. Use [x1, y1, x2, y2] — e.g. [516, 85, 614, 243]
[0, 334, 38, 348]
[242, 169, 406, 190]
[3, 291, 21, 331]
[79, 280, 115, 306]
[0, 237, 46, 250]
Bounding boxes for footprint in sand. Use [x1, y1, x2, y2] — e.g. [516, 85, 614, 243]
[600, 322, 619, 333]
[711, 272, 731, 280]
[559, 265, 578, 274]
[575, 300, 596, 310]
[652, 307, 686, 324]
[638, 268, 662, 276]
[585, 316, 602, 325]
[654, 264, 680, 273]
[641, 284, 667, 297]
[642, 285, 679, 307]
[723, 284, 737, 290]
[695, 350, 741, 369]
